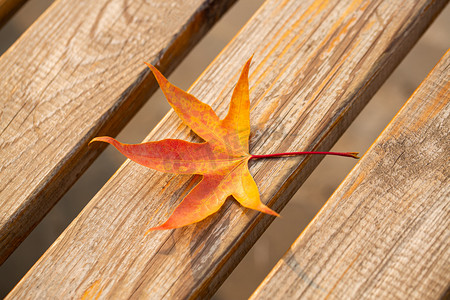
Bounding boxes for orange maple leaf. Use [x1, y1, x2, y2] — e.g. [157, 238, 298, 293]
[91, 57, 358, 232]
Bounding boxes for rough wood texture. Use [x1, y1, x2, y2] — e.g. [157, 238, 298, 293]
[0, 0, 237, 264]
[251, 50, 450, 299]
[0, 0, 27, 28]
[7, 0, 446, 298]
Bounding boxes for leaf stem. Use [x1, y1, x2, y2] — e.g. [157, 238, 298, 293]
[250, 151, 359, 160]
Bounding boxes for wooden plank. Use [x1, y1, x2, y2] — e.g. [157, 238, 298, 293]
[7, 0, 446, 298]
[0, 0, 237, 264]
[0, 0, 27, 28]
[251, 50, 450, 299]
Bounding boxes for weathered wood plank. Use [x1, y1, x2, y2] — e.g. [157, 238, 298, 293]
[0, 0, 237, 264]
[251, 50, 450, 299]
[0, 0, 27, 28]
[7, 0, 446, 298]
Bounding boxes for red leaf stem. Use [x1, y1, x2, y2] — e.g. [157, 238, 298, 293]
[250, 151, 359, 159]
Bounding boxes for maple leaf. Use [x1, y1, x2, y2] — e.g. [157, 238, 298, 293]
[91, 57, 358, 232]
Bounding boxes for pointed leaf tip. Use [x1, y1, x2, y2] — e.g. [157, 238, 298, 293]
[89, 136, 114, 146]
[144, 226, 167, 236]
[256, 204, 280, 217]
[89, 136, 120, 147]
[144, 61, 156, 73]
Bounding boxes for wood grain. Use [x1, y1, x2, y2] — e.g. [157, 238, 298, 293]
[0, 0, 237, 264]
[6, 0, 447, 298]
[0, 0, 28, 28]
[251, 50, 450, 299]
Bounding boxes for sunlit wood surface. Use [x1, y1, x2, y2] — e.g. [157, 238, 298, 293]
[251, 50, 449, 300]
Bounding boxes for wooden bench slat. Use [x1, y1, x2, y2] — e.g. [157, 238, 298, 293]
[0, 0, 27, 28]
[6, 0, 446, 298]
[0, 0, 237, 264]
[251, 50, 450, 299]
